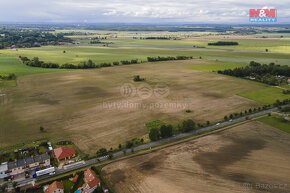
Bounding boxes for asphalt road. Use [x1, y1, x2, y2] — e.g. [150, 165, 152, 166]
[7, 105, 288, 188]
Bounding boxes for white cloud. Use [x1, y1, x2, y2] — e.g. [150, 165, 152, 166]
[0, 0, 289, 23]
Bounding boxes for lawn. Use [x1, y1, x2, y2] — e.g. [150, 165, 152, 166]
[62, 179, 74, 193]
[239, 87, 290, 104]
[258, 115, 290, 133]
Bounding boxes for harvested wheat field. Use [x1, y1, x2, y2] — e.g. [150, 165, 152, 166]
[103, 121, 290, 193]
[0, 59, 263, 153]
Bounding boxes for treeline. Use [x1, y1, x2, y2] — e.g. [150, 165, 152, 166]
[0, 73, 16, 80]
[147, 56, 193, 62]
[0, 29, 71, 49]
[208, 41, 239, 46]
[218, 61, 290, 86]
[224, 105, 272, 121]
[19, 56, 141, 69]
[90, 40, 113, 44]
[20, 56, 60, 68]
[145, 37, 170, 40]
[19, 55, 193, 69]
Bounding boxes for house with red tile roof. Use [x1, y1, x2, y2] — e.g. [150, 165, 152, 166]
[82, 168, 101, 193]
[45, 181, 64, 193]
[54, 147, 76, 162]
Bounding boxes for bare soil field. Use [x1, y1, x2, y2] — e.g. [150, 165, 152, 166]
[103, 121, 290, 193]
[0, 59, 262, 153]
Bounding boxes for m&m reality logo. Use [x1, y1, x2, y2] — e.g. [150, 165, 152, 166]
[249, 9, 277, 22]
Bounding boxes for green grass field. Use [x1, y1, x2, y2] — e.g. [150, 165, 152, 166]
[59, 30, 290, 53]
[258, 115, 290, 133]
[1, 46, 290, 66]
[0, 55, 69, 76]
[186, 62, 289, 105]
[1, 31, 290, 67]
[186, 62, 246, 72]
[239, 87, 290, 104]
[109, 39, 290, 53]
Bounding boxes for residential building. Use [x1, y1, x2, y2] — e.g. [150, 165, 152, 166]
[54, 147, 76, 162]
[82, 168, 101, 193]
[0, 162, 8, 179]
[34, 154, 51, 167]
[7, 153, 50, 175]
[25, 157, 38, 169]
[8, 161, 25, 175]
[45, 181, 64, 193]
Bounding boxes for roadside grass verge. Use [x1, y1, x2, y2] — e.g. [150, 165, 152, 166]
[257, 114, 290, 133]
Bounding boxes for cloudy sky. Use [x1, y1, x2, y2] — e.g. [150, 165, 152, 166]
[0, 0, 289, 24]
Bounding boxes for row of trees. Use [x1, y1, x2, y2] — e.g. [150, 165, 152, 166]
[208, 41, 239, 46]
[19, 56, 141, 69]
[223, 99, 290, 121]
[145, 37, 170, 40]
[224, 105, 272, 121]
[20, 55, 194, 70]
[0, 73, 16, 80]
[120, 59, 138, 65]
[147, 56, 193, 62]
[90, 40, 113, 44]
[274, 99, 290, 107]
[218, 61, 290, 86]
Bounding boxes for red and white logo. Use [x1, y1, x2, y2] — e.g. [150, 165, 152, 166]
[249, 9, 277, 22]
